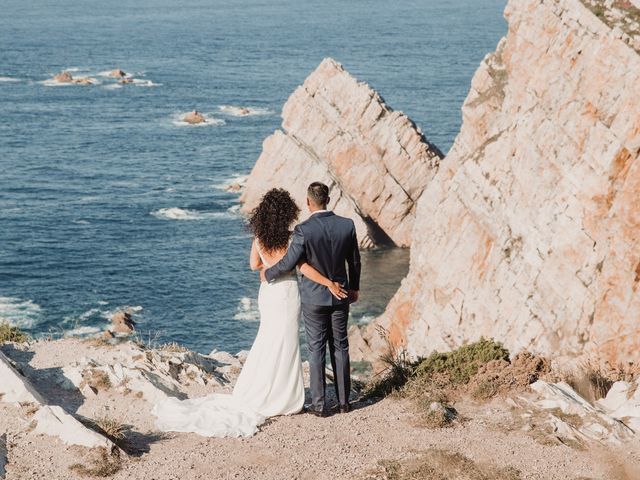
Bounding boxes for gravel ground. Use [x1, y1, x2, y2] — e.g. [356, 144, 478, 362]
[1, 339, 639, 480]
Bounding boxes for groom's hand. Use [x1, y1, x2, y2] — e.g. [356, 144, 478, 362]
[348, 290, 359, 304]
[259, 268, 267, 283]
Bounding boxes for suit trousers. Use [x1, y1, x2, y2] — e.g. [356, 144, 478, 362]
[302, 303, 350, 411]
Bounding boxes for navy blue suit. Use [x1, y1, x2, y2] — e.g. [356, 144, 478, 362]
[265, 211, 361, 411]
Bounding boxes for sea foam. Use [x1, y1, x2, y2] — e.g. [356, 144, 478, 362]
[0, 296, 42, 328]
[151, 207, 232, 221]
[218, 105, 273, 117]
[234, 297, 260, 322]
[0, 76, 20, 83]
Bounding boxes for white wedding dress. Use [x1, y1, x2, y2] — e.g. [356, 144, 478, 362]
[152, 247, 305, 437]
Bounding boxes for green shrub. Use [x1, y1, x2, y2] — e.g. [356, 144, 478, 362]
[0, 321, 28, 343]
[415, 338, 509, 385]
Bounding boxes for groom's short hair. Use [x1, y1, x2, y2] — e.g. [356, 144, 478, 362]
[307, 182, 330, 207]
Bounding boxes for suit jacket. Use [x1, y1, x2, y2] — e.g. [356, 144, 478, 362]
[265, 211, 361, 306]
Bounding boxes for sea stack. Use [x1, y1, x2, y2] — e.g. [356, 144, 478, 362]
[356, 0, 640, 368]
[240, 58, 443, 249]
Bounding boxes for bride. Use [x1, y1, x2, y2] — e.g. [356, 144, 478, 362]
[153, 188, 346, 437]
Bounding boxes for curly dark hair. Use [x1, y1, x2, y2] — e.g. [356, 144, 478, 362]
[248, 188, 300, 252]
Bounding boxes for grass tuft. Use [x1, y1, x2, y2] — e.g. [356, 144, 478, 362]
[69, 447, 122, 477]
[415, 338, 509, 385]
[0, 321, 28, 343]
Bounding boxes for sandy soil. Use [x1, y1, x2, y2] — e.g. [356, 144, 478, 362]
[1, 339, 639, 480]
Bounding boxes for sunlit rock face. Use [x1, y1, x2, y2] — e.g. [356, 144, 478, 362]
[361, 0, 640, 366]
[241, 58, 443, 249]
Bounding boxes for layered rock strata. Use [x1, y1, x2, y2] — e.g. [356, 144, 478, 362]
[359, 0, 640, 366]
[241, 58, 443, 249]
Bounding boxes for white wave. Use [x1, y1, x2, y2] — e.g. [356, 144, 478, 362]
[131, 78, 161, 87]
[151, 207, 231, 221]
[73, 219, 90, 225]
[233, 297, 260, 322]
[212, 174, 248, 192]
[227, 204, 241, 215]
[97, 69, 131, 78]
[0, 76, 20, 83]
[103, 83, 122, 90]
[40, 76, 100, 87]
[354, 314, 375, 325]
[97, 300, 109, 306]
[171, 112, 224, 127]
[64, 325, 103, 337]
[218, 105, 273, 117]
[0, 296, 42, 328]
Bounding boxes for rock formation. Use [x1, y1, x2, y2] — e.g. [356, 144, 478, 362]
[241, 58, 443, 249]
[52, 71, 73, 83]
[109, 310, 136, 335]
[0, 351, 114, 450]
[51, 70, 94, 85]
[108, 68, 127, 78]
[182, 110, 206, 125]
[358, 0, 640, 366]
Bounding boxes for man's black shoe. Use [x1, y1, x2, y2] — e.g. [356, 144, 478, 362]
[306, 407, 328, 418]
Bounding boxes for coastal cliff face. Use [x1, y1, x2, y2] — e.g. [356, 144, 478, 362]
[360, 0, 640, 365]
[240, 58, 443, 249]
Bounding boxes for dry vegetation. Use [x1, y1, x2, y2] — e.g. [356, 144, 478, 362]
[0, 321, 28, 343]
[364, 448, 521, 480]
[69, 447, 123, 478]
[364, 334, 550, 428]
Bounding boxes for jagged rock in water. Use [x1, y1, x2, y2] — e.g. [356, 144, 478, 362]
[109, 310, 136, 335]
[359, 0, 640, 365]
[241, 58, 443, 249]
[52, 70, 73, 83]
[109, 68, 127, 78]
[183, 110, 206, 124]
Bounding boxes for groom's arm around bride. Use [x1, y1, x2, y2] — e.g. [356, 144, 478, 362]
[261, 182, 361, 416]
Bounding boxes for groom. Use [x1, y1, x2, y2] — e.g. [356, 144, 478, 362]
[261, 182, 361, 416]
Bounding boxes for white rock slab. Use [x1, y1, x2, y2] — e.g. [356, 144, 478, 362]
[34, 406, 113, 449]
[0, 352, 45, 404]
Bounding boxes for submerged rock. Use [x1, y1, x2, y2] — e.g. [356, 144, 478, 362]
[241, 58, 443, 249]
[52, 70, 73, 83]
[182, 110, 206, 124]
[108, 68, 127, 78]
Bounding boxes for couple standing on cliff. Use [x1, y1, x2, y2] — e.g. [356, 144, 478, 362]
[153, 182, 361, 437]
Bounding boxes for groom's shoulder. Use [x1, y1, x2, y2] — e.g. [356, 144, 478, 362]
[332, 213, 356, 229]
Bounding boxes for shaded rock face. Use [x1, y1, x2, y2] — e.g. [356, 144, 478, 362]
[241, 58, 443, 249]
[362, 0, 640, 365]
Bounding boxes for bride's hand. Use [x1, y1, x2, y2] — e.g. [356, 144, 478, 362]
[328, 281, 348, 300]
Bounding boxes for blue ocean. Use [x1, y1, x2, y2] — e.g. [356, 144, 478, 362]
[0, 0, 506, 353]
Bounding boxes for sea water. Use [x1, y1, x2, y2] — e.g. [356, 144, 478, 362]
[0, 0, 506, 353]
